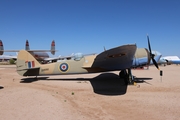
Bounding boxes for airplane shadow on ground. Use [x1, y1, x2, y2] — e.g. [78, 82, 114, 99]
[21, 77, 49, 83]
[89, 73, 128, 95]
[20, 73, 152, 96]
[134, 77, 153, 85]
[0, 86, 4, 89]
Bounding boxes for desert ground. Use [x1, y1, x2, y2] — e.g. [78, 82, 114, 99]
[0, 65, 180, 120]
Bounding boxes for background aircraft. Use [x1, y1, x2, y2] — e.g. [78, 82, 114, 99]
[159, 56, 180, 65]
[0, 55, 17, 62]
[0, 40, 56, 61]
[132, 49, 161, 68]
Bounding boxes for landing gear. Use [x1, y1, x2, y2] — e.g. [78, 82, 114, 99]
[34, 76, 38, 80]
[119, 69, 127, 79]
[119, 69, 134, 85]
[127, 68, 134, 85]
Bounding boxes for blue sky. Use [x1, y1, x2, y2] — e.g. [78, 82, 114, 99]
[0, 0, 180, 57]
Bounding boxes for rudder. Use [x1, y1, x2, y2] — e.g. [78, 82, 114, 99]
[25, 40, 30, 50]
[51, 40, 55, 55]
[16, 50, 40, 76]
[0, 40, 4, 55]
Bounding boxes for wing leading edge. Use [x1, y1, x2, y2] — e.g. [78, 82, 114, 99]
[83, 44, 137, 71]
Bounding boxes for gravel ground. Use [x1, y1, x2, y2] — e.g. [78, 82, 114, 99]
[0, 65, 180, 120]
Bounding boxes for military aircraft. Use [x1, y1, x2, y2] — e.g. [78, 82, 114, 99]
[0, 40, 56, 61]
[16, 36, 160, 84]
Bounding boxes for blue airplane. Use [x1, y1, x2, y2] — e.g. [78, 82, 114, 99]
[159, 56, 180, 65]
[132, 50, 161, 68]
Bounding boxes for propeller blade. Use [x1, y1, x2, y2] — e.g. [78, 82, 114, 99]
[147, 35, 152, 55]
[152, 58, 159, 70]
[147, 35, 160, 70]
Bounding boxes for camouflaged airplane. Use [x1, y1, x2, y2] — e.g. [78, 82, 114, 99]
[16, 36, 160, 84]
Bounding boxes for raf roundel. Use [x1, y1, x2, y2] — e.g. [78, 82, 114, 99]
[59, 63, 69, 72]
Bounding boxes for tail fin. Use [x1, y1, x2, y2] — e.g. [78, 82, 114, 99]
[51, 40, 55, 55]
[0, 40, 4, 55]
[16, 50, 41, 76]
[25, 39, 30, 50]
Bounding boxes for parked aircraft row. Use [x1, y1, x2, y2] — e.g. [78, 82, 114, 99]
[0, 40, 58, 64]
[0, 35, 162, 85]
[0, 40, 55, 61]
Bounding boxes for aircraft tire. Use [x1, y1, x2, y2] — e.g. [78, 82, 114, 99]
[119, 70, 127, 79]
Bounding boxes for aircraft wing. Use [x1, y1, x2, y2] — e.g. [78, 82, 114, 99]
[43, 55, 73, 61]
[44, 53, 96, 61]
[0, 50, 19, 52]
[0, 50, 57, 52]
[83, 44, 137, 70]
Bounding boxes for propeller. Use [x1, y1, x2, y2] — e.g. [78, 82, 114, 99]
[147, 35, 160, 70]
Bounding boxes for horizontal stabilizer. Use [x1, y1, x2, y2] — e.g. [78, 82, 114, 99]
[17, 67, 40, 76]
[17, 67, 40, 71]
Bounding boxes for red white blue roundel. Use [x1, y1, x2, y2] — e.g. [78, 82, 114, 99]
[60, 63, 68, 72]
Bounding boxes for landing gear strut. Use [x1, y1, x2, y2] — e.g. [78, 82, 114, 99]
[119, 69, 134, 85]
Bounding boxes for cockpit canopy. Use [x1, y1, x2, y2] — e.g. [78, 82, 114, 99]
[74, 53, 83, 61]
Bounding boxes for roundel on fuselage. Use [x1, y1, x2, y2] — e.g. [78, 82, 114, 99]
[59, 63, 69, 72]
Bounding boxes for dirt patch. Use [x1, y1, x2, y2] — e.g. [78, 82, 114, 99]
[0, 65, 180, 120]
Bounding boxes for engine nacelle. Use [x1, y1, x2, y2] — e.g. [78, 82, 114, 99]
[132, 48, 149, 67]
